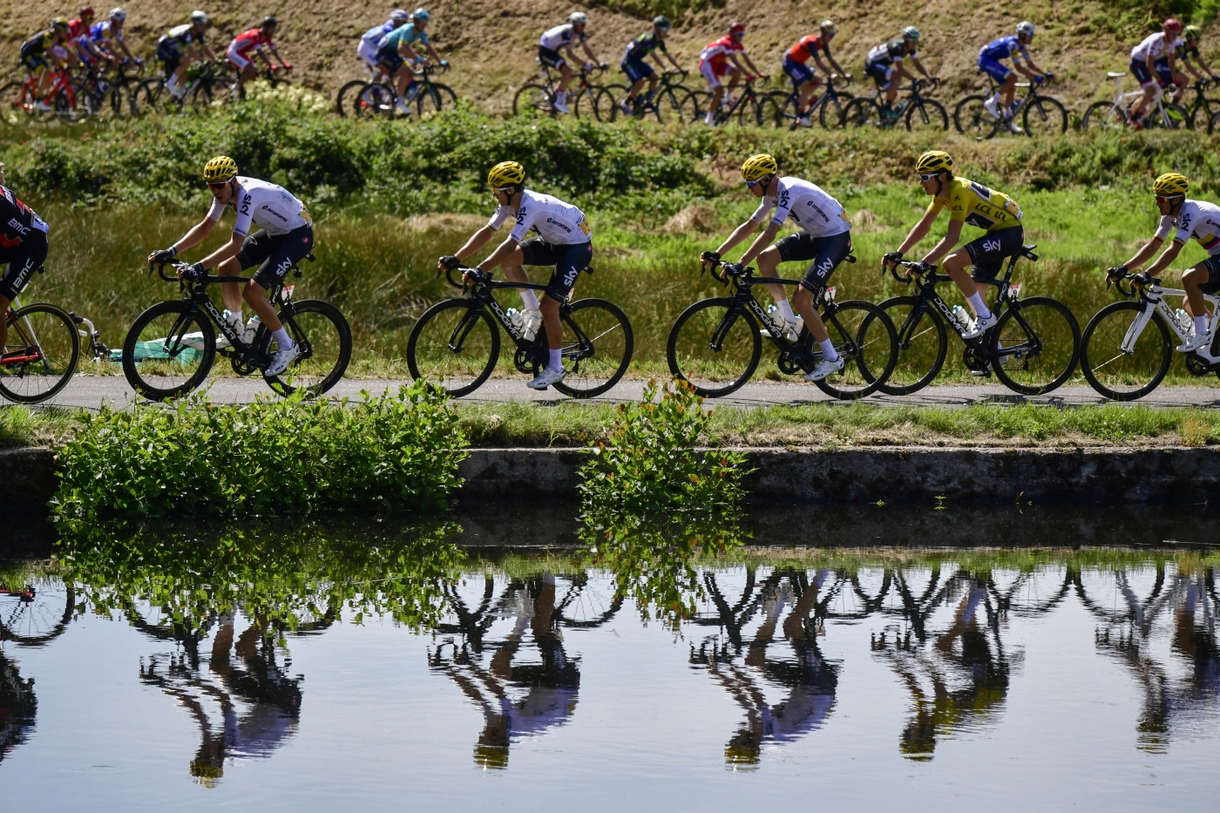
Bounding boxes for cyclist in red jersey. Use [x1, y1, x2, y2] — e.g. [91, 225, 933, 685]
[782, 21, 852, 127]
[698, 21, 766, 125]
[0, 163, 51, 357]
[68, 6, 94, 39]
[226, 16, 291, 94]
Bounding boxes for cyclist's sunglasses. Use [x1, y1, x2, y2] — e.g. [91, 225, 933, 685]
[207, 180, 231, 191]
[493, 186, 515, 196]
[1155, 194, 1183, 204]
[745, 177, 769, 189]
[918, 172, 941, 182]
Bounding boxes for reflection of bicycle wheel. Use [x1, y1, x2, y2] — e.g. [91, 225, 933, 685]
[1074, 564, 1167, 625]
[0, 579, 75, 647]
[988, 566, 1072, 617]
[554, 573, 623, 628]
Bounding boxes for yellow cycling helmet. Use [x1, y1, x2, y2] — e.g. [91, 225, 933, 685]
[915, 150, 953, 175]
[203, 155, 238, 182]
[741, 154, 778, 182]
[487, 161, 526, 188]
[1153, 172, 1188, 197]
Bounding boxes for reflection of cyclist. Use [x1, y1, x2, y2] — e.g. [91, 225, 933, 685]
[698, 21, 766, 126]
[430, 574, 581, 769]
[20, 19, 76, 111]
[0, 650, 36, 765]
[0, 162, 51, 359]
[1128, 18, 1183, 127]
[156, 11, 216, 101]
[1157, 25, 1217, 104]
[227, 16, 291, 95]
[359, 8, 410, 76]
[374, 8, 447, 117]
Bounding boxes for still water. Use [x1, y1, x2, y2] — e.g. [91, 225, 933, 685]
[1, 506, 1218, 810]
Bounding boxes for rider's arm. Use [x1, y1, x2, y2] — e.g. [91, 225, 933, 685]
[892, 207, 940, 257]
[920, 218, 963, 266]
[198, 230, 244, 270]
[909, 54, 933, 80]
[1120, 236, 1165, 271]
[1017, 58, 1045, 78]
[581, 38, 600, 65]
[714, 218, 762, 257]
[739, 222, 782, 266]
[475, 234, 520, 272]
[825, 52, 850, 78]
[665, 48, 683, 71]
[149, 216, 216, 262]
[399, 40, 421, 61]
[741, 51, 765, 77]
[1196, 53, 1216, 77]
[425, 42, 443, 64]
[1144, 238, 1183, 277]
[452, 226, 497, 261]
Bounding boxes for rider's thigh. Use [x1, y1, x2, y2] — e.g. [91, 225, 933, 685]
[757, 245, 782, 275]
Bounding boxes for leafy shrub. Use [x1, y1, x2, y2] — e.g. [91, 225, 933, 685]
[53, 383, 468, 520]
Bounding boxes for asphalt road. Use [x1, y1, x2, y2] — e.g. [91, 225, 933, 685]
[29, 375, 1220, 410]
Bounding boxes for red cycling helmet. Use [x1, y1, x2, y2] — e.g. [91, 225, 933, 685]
[728, 20, 745, 34]
[79, 5, 95, 17]
[1164, 18, 1183, 33]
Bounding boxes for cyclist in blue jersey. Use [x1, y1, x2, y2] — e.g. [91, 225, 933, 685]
[617, 16, 684, 115]
[90, 8, 138, 67]
[977, 21, 1049, 134]
[375, 7, 446, 115]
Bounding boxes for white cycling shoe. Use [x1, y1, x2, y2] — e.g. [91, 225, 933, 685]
[528, 367, 566, 389]
[962, 312, 998, 340]
[265, 343, 300, 376]
[804, 356, 844, 382]
[1177, 332, 1211, 353]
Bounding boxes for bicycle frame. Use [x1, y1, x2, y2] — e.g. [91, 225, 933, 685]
[1107, 71, 1177, 126]
[3, 298, 48, 367]
[1117, 283, 1220, 364]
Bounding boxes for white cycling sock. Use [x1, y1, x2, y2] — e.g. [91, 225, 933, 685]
[549, 348, 562, 371]
[521, 291, 540, 311]
[819, 338, 839, 362]
[705, 111, 715, 124]
[774, 300, 795, 323]
[554, 90, 565, 104]
[273, 328, 295, 349]
[1195, 315, 1209, 335]
[990, 90, 1002, 104]
[967, 293, 991, 320]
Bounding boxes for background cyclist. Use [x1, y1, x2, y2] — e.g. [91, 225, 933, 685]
[977, 21, 1050, 134]
[617, 15, 683, 116]
[1107, 173, 1219, 353]
[698, 21, 766, 126]
[701, 154, 854, 382]
[20, 20, 75, 111]
[375, 8, 446, 115]
[1155, 24, 1216, 105]
[90, 8, 139, 67]
[156, 11, 216, 101]
[358, 9, 410, 78]
[782, 20, 852, 127]
[1128, 18, 1183, 127]
[537, 12, 604, 115]
[863, 26, 936, 121]
[0, 162, 51, 356]
[227, 16, 291, 95]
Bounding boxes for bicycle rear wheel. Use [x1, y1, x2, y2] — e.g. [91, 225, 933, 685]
[335, 78, 367, 117]
[1081, 100, 1126, 131]
[261, 300, 352, 398]
[1079, 300, 1173, 401]
[0, 303, 80, 403]
[354, 82, 395, 118]
[407, 299, 500, 397]
[876, 295, 949, 395]
[666, 297, 761, 397]
[552, 298, 633, 398]
[988, 296, 1080, 395]
[122, 300, 216, 401]
[814, 300, 898, 400]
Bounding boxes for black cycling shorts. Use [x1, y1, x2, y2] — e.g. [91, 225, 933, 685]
[235, 224, 315, 290]
[964, 225, 1024, 283]
[864, 60, 894, 89]
[1198, 255, 1220, 294]
[156, 42, 183, 72]
[538, 46, 566, 70]
[376, 46, 404, 72]
[520, 238, 592, 301]
[20, 53, 48, 72]
[0, 230, 48, 301]
[775, 230, 853, 292]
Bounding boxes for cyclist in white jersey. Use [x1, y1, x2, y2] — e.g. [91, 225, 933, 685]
[358, 9, 409, 75]
[439, 161, 593, 390]
[1108, 172, 1220, 352]
[147, 156, 315, 376]
[537, 13, 604, 114]
[701, 154, 853, 382]
[1128, 19, 1183, 125]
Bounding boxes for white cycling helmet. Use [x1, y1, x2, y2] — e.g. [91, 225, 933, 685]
[190, 9, 208, 24]
[109, 7, 126, 22]
[569, 11, 589, 25]
[1016, 20, 1035, 38]
[390, 8, 410, 23]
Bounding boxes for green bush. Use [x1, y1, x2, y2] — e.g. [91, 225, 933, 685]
[53, 383, 468, 520]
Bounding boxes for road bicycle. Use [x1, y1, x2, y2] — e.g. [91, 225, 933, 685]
[1082, 71, 1187, 130]
[770, 75, 855, 130]
[666, 257, 898, 399]
[407, 264, 633, 398]
[347, 61, 457, 118]
[73, 59, 143, 118]
[1080, 269, 1220, 401]
[841, 79, 948, 131]
[0, 286, 83, 404]
[603, 69, 692, 123]
[512, 63, 611, 120]
[1175, 76, 1220, 129]
[0, 68, 89, 121]
[683, 76, 781, 127]
[954, 75, 1068, 139]
[137, 59, 235, 114]
[122, 256, 351, 401]
[878, 247, 1080, 395]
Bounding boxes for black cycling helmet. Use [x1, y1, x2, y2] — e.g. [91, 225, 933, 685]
[261, 15, 278, 28]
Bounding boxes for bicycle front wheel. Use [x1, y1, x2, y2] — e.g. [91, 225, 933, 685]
[512, 83, 554, 116]
[0, 303, 80, 403]
[553, 298, 634, 398]
[262, 300, 352, 398]
[876, 295, 949, 395]
[407, 299, 500, 397]
[841, 97, 882, 128]
[1022, 96, 1068, 136]
[819, 91, 852, 128]
[988, 296, 1080, 395]
[122, 300, 216, 401]
[1080, 300, 1173, 401]
[335, 78, 367, 117]
[814, 300, 898, 400]
[905, 99, 948, 131]
[667, 298, 761, 397]
[954, 94, 998, 139]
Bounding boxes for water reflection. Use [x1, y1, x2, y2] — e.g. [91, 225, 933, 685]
[0, 649, 35, 765]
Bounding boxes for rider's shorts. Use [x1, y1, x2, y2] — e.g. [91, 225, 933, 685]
[375, 45, 404, 72]
[775, 230, 853, 292]
[699, 58, 732, 88]
[520, 238, 592, 301]
[0, 230, 48, 301]
[977, 56, 1012, 83]
[782, 57, 816, 88]
[1130, 59, 1155, 87]
[1198, 255, 1220, 294]
[156, 42, 183, 73]
[621, 57, 653, 83]
[538, 46, 565, 70]
[964, 225, 1024, 283]
[226, 42, 253, 71]
[20, 54, 48, 72]
[864, 60, 895, 90]
[236, 224, 315, 290]
[357, 40, 378, 68]
[1152, 58, 1180, 87]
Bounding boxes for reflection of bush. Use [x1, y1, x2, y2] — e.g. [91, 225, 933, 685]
[0, 652, 36, 765]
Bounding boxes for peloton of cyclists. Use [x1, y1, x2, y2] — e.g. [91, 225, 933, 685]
[1127, 18, 1183, 127]
[439, 161, 594, 390]
[1156, 24, 1217, 105]
[359, 9, 411, 77]
[156, 11, 217, 101]
[227, 16, 292, 96]
[863, 26, 936, 121]
[537, 12, 605, 115]
[90, 8, 139, 67]
[782, 20, 852, 127]
[701, 154, 855, 382]
[698, 21, 767, 126]
[884, 151, 1024, 343]
[1107, 173, 1219, 353]
[374, 7, 446, 116]
[19, 20, 76, 112]
[147, 156, 315, 376]
[0, 162, 51, 356]
[977, 21, 1051, 134]
[617, 15, 684, 116]
[71, 7, 112, 76]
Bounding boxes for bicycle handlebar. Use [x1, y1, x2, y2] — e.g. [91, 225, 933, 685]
[885, 258, 937, 285]
[1105, 269, 1156, 298]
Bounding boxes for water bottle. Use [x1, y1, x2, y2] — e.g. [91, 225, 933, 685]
[242, 315, 261, 345]
[1174, 308, 1192, 334]
[952, 305, 972, 333]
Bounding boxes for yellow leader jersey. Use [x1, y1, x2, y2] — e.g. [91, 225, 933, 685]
[926, 177, 1022, 232]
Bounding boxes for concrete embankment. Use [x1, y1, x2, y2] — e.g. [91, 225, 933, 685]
[5, 446, 1218, 511]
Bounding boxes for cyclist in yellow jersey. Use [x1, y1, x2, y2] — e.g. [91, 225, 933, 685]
[883, 151, 1023, 339]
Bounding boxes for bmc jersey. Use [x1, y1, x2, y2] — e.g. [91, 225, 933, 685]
[749, 177, 850, 237]
[380, 22, 428, 50]
[0, 187, 49, 245]
[207, 177, 311, 237]
[68, 18, 90, 38]
[866, 39, 908, 66]
[487, 190, 591, 245]
[1131, 32, 1179, 62]
[700, 35, 744, 70]
[1155, 199, 1220, 253]
[539, 24, 585, 51]
[979, 35, 1029, 63]
[926, 177, 1022, 232]
[785, 35, 830, 64]
[231, 28, 272, 56]
[624, 31, 667, 61]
